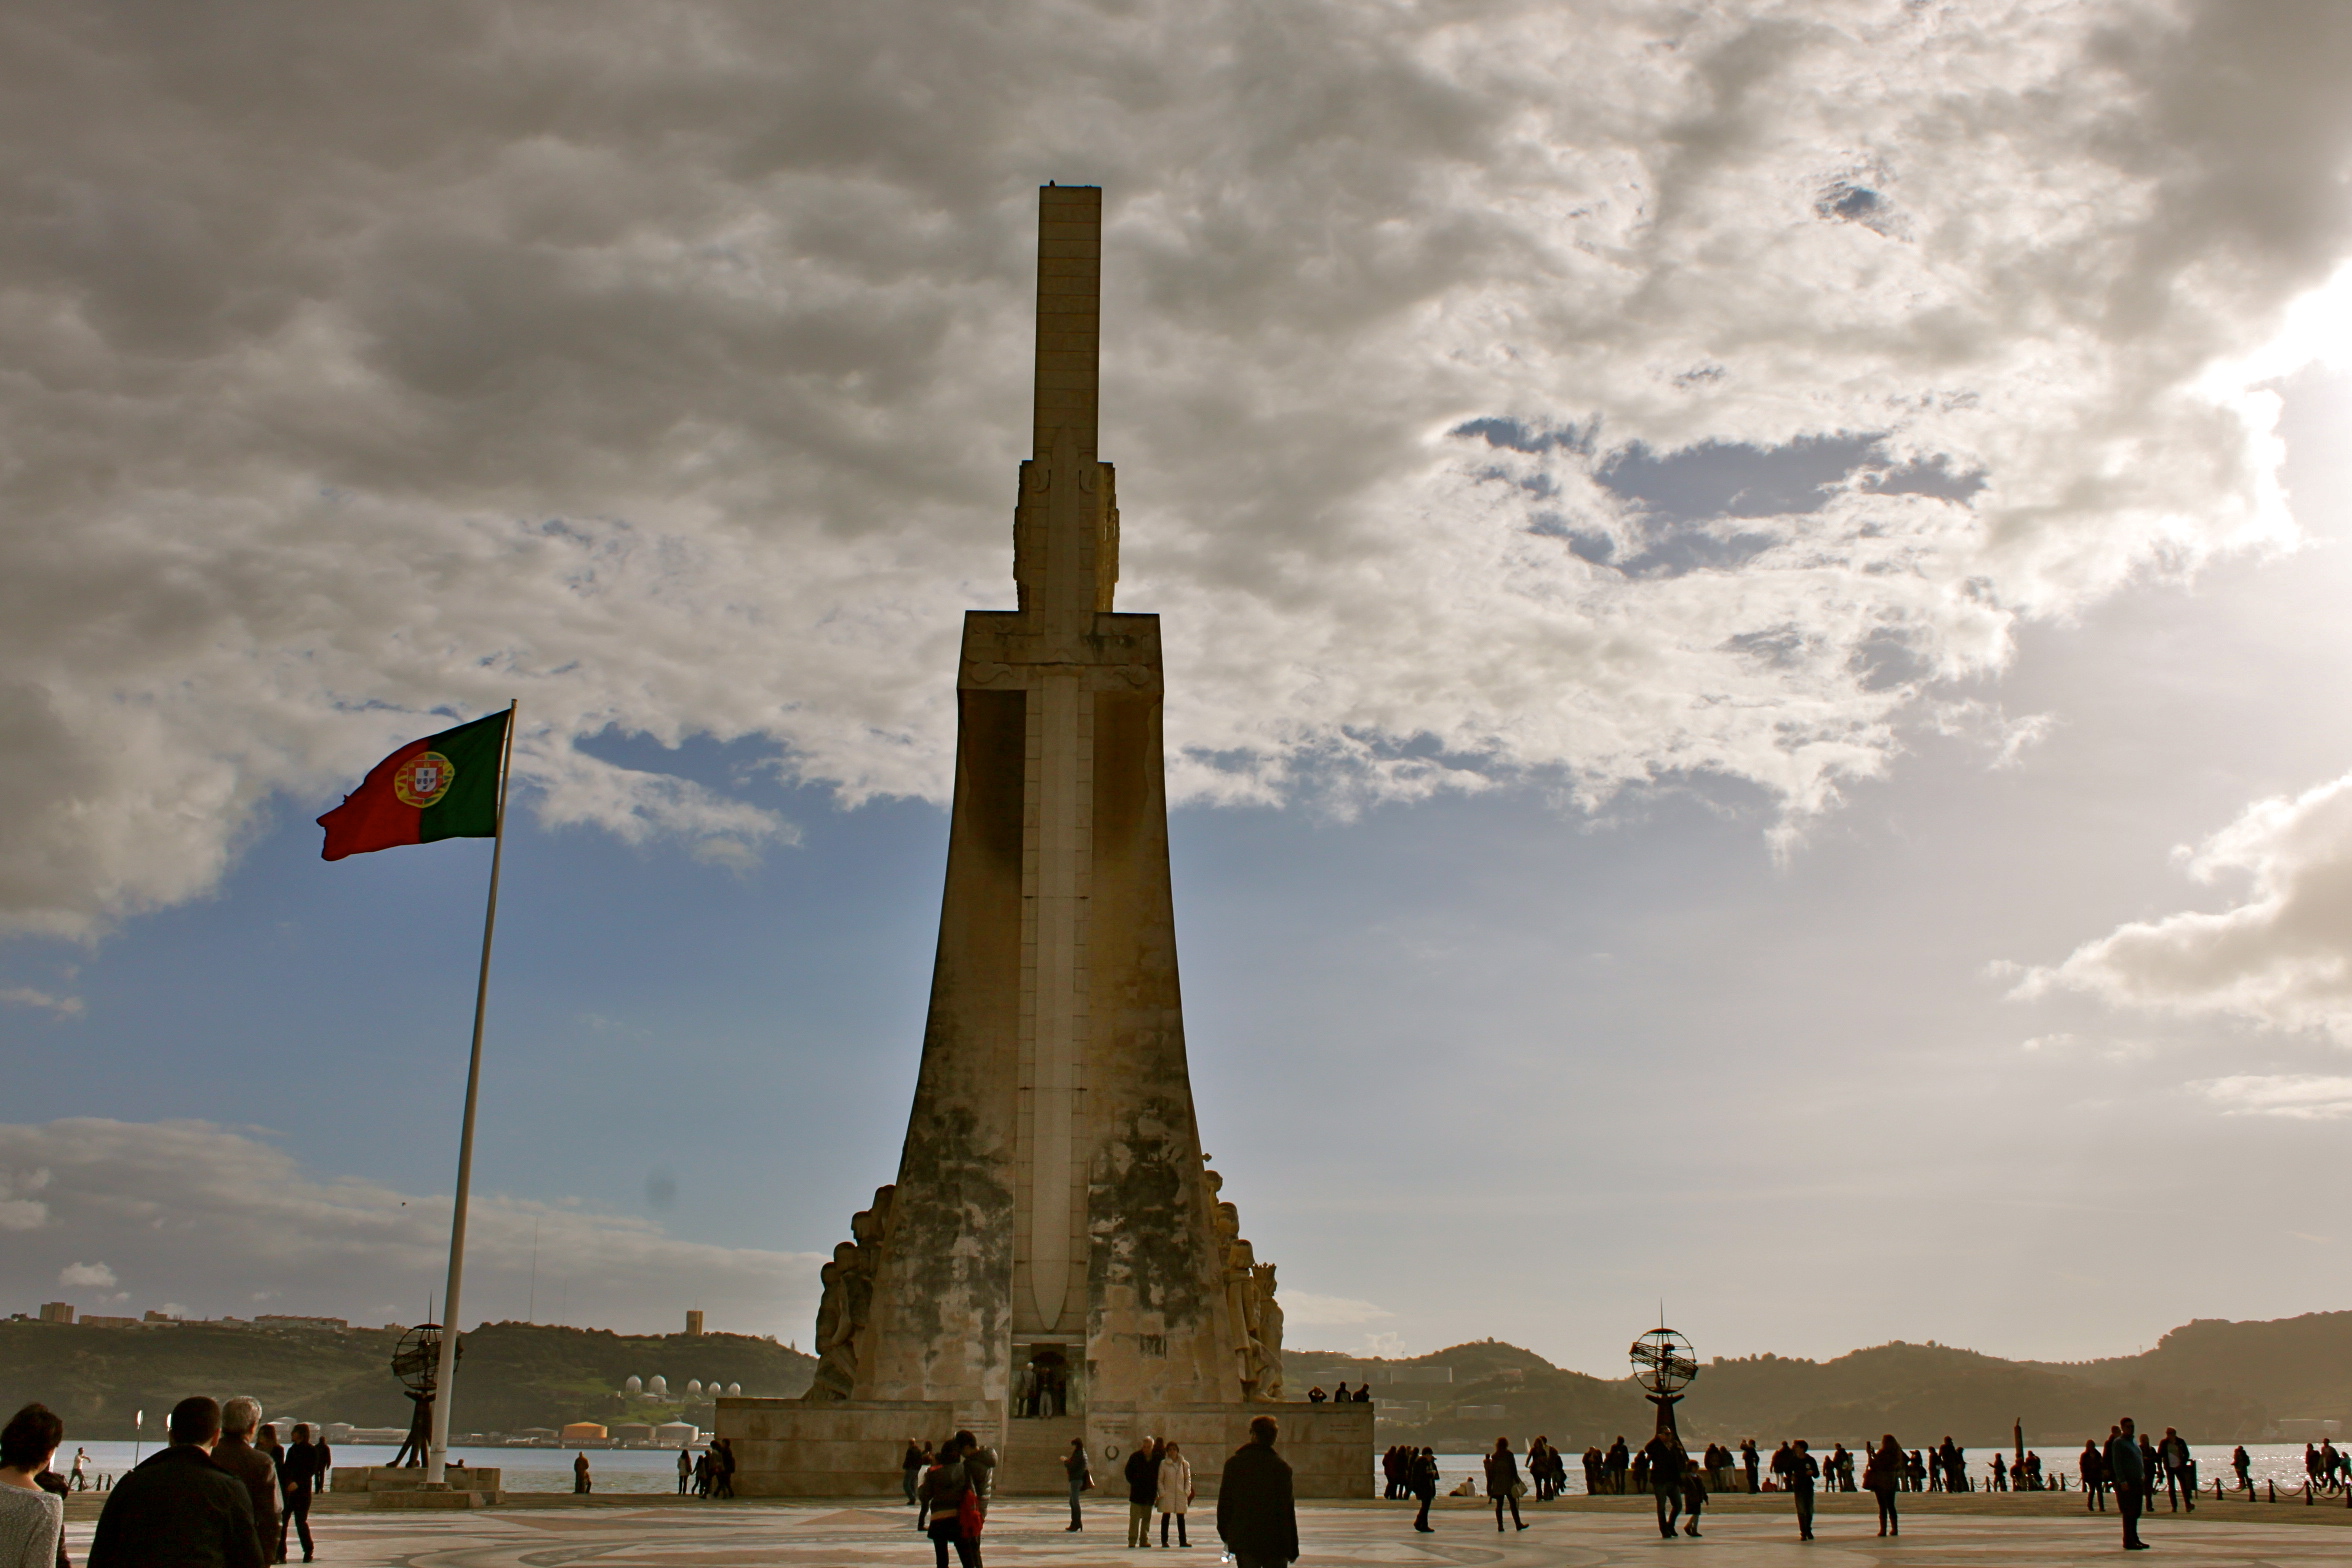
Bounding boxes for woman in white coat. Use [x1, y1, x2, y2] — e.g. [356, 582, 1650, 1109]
[1156, 1441, 1195, 1548]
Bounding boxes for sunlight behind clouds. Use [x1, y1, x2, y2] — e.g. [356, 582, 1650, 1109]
[4, 1, 2352, 936]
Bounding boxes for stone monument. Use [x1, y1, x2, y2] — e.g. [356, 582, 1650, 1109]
[719, 185, 1370, 1497]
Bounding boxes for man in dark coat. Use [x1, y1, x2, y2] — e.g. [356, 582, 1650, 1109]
[1216, 1416, 1298, 1568]
[1124, 1435, 1159, 1548]
[2105, 1419, 2148, 1550]
[89, 1397, 265, 1568]
[1642, 1432, 1686, 1540]
[210, 1398, 278, 1564]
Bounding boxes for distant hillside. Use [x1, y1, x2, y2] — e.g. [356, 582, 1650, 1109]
[2028, 1312, 2352, 1426]
[1294, 1328, 2282, 1448]
[0, 1319, 815, 1440]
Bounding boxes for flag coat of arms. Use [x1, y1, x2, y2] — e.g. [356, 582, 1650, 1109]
[318, 709, 511, 861]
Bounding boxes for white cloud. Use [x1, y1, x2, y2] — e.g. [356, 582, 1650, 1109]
[0, 1120, 825, 1337]
[2195, 1074, 2352, 1120]
[1279, 1291, 1395, 1328]
[0, 1166, 49, 1231]
[2017, 770, 2352, 1039]
[0, 986, 85, 1018]
[3, 2, 2350, 935]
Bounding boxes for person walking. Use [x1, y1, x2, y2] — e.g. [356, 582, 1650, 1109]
[1062, 1437, 1090, 1532]
[1125, 1436, 1160, 1549]
[916, 1436, 981, 1568]
[1680, 1460, 1707, 1538]
[1408, 1448, 1438, 1534]
[2161, 1428, 2195, 1512]
[89, 1398, 264, 1568]
[572, 1453, 591, 1495]
[210, 1400, 278, 1566]
[1640, 1432, 1684, 1540]
[1864, 1434, 1902, 1537]
[1, 1405, 65, 1568]
[2232, 1444, 2252, 1494]
[1483, 1438, 1527, 1533]
[2105, 1420, 2148, 1551]
[2081, 1439, 2107, 1510]
[1215, 1416, 1297, 1568]
[902, 1439, 925, 1508]
[1740, 1439, 1760, 1495]
[278, 1424, 326, 1564]
[1785, 1440, 1820, 1541]
[1156, 1440, 1194, 1548]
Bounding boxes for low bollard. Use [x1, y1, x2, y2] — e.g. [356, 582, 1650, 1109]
[2268, 1479, 2276, 1503]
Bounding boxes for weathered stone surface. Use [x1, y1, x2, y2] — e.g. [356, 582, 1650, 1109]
[740, 184, 1345, 1498]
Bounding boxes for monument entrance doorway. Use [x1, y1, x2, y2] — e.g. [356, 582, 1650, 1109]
[1014, 1342, 1080, 1420]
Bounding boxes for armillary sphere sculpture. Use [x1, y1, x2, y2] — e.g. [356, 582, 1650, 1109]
[1630, 1326, 1698, 1437]
[390, 1323, 459, 1467]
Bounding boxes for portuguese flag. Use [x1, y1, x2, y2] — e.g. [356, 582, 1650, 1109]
[319, 709, 512, 861]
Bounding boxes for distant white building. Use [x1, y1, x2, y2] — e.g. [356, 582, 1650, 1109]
[724, 1383, 740, 1397]
[686, 1380, 702, 1397]
[648, 1375, 668, 1397]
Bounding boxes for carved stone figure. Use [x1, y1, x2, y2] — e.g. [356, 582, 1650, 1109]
[804, 1186, 896, 1404]
[1252, 1262, 1284, 1401]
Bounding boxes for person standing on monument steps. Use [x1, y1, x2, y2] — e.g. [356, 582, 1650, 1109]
[1216, 1417, 1297, 1568]
[1125, 1437, 1159, 1549]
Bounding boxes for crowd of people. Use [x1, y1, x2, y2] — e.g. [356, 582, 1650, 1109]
[669, 1438, 737, 1499]
[1374, 1416, 2223, 1552]
[0, 1395, 335, 1568]
[895, 1414, 1304, 1568]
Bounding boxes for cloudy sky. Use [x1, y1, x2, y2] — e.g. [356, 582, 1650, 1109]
[5, 0, 2352, 1375]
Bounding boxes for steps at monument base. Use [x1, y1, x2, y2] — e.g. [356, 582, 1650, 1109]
[999, 1416, 1087, 1495]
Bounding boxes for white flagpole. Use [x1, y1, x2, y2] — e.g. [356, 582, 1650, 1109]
[427, 699, 517, 1486]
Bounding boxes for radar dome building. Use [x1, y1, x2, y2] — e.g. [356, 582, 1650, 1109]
[648, 1375, 668, 1397]
[624, 1375, 643, 1394]
[686, 1380, 702, 1397]
[726, 1382, 741, 1397]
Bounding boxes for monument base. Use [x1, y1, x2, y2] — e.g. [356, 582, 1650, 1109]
[718, 1397, 1371, 1498]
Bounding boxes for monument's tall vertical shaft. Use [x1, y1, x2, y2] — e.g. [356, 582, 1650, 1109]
[774, 187, 1343, 1495]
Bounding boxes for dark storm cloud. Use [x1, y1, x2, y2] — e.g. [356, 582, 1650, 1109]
[4, 0, 2350, 935]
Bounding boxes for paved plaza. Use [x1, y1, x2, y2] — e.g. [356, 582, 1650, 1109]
[65, 1495, 2352, 1567]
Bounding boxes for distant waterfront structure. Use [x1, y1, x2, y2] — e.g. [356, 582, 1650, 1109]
[686, 1310, 705, 1336]
[37, 1302, 73, 1324]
